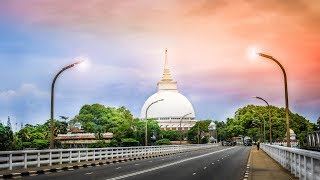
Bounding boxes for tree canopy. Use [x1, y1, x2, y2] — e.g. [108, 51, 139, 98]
[69, 104, 160, 145]
[219, 105, 314, 145]
[0, 123, 14, 151]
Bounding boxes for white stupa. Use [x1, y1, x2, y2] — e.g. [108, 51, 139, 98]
[140, 49, 196, 131]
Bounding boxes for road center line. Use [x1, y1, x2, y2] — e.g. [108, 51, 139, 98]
[106, 147, 237, 180]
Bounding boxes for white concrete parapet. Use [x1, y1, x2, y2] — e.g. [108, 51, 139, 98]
[261, 143, 320, 180]
[0, 144, 217, 171]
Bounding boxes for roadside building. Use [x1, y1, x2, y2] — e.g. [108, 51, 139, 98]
[55, 124, 113, 148]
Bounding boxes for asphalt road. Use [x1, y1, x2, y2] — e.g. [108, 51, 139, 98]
[25, 145, 251, 180]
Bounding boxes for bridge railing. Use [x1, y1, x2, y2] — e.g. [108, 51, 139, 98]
[0, 144, 216, 171]
[261, 144, 320, 180]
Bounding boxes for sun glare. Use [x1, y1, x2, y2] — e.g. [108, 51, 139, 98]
[75, 56, 90, 71]
[247, 46, 260, 60]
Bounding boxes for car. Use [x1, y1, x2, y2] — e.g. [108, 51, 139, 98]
[244, 139, 252, 146]
[222, 140, 236, 146]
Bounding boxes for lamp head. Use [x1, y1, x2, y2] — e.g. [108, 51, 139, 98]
[258, 53, 273, 59]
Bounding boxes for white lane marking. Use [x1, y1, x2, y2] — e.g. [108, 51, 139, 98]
[212, 163, 214, 165]
[217, 160, 220, 161]
[222, 158, 224, 159]
[106, 146, 237, 180]
[135, 164, 139, 166]
[116, 167, 122, 169]
[149, 161, 152, 163]
[203, 167, 207, 169]
[85, 172, 93, 175]
[192, 173, 196, 175]
[161, 159, 164, 161]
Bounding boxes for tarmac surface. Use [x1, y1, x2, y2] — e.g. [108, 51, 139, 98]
[22, 145, 250, 180]
[1, 144, 298, 180]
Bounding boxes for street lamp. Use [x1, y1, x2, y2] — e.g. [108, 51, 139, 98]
[50, 60, 85, 149]
[145, 99, 164, 146]
[257, 53, 290, 147]
[252, 96, 272, 144]
[179, 113, 192, 145]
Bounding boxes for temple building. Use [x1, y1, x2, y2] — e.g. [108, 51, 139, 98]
[140, 49, 196, 131]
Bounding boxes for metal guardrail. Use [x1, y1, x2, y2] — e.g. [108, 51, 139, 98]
[0, 144, 217, 171]
[261, 144, 320, 180]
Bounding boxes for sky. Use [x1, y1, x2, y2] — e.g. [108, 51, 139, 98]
[0, 0, 319, 130]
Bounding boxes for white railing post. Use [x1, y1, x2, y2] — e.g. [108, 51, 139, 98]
[304, 155, 307, 180]
[294, 153, 297, 177]
[24, 153, 27, 169]
[86, 150, 88, 161]
[69, 151, 72, 163]
[60, 151, 63, 164]
[310, 158, 314, 180]
[105, 149, 108, 159]
[290, 152, 293, 174]
[78, 150, 81, 162]
[49, 151, 52, 166]
[37, 152, 41, 167]
[9, 154, 12, 170]
[121, 148, 124, 158]
[93, 150, 96, 161]
[299, 154, 302, 179]
[100, 150, 102, 160]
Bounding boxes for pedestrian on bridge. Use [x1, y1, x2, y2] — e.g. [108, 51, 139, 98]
[257, 141, 260, 150]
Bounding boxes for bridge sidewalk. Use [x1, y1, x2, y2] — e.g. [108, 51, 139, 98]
[248, 145, 297, 180]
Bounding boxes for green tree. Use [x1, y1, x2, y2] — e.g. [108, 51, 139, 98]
[160, 130, 180, 141]
[156, 138, 171, 145]
[68, 104, 160, 145]
[121, 138, 139, 147]
[224, 105, 314, 144]
[0, 123, 14, 151]
[214, 120, 228, 141]
[187, 120, 211, 144]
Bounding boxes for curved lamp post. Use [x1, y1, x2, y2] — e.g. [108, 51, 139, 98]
[257, 53, 290, 147]
[253, 96, 272, 144]
[145, 99, 164, 146]
[50, 60, 84, 149]
[179, 113, 192, 145]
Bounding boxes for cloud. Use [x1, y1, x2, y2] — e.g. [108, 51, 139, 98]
[0, 83, 48, 100]
[0, 83, 50, 125]
[0, 90, 17, 99]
